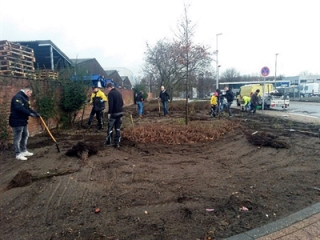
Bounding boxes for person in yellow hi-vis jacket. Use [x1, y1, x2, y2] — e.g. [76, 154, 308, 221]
[210, 92, 218, 117]
[86, 86, 108, 130]
[242, 95, 251, 111]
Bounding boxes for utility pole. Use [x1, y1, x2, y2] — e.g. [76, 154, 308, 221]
[275, 53, 279, 85]
[215, 33, 222, 90]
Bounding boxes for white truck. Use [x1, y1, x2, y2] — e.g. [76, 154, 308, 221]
[301, 83, 320, 97]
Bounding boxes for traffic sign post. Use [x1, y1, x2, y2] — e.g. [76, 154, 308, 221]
[260, 67, 270, 112]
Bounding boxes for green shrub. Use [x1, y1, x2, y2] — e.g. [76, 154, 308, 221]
[31, 80, 59, 120]
[59, 80, 88, 127]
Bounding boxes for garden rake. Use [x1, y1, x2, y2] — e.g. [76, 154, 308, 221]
[39, 116, 60, 152]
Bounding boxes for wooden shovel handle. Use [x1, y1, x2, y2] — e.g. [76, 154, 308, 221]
[39, 116, 58, 144]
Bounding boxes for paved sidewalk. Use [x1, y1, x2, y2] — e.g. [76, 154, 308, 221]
[225, 202, 320, 240]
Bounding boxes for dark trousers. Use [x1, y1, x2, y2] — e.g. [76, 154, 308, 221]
[210, 105, 217, 117]
[251, 103, 257, 113]
[88, 108, 104, 128]
[106, 115, 122, 145]
[226, 102, 232, 117]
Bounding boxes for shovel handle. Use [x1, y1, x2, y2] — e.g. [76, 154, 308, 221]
[39, 116, 58, 144]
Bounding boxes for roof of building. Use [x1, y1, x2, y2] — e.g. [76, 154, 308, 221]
[13, 40, 73, 70]
[70, 58, 94, 64]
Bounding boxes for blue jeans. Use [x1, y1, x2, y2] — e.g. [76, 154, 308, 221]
[226, 102, 232, 117]
[12, 125, 29, 155]
[162, 101, 168, 115]
[137, 102, 144, 116]
[218, 99, 224, 112]
[245, 103, 251, 111]
[251, 103, 257, 113]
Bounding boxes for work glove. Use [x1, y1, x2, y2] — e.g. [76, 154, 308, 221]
[30, 112, 40, 117]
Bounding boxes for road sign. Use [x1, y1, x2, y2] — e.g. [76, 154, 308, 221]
[261, 66, 270, 77]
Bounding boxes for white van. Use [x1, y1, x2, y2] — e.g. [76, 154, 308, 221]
[301, 83, 320, 96]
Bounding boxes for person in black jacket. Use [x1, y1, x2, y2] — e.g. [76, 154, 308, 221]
[105, 83, 124, 148]
[224, 87, 234, 118]
[250, 89, 260, 114]
[159, 86, 170, 116]
[9, 86, 40, 160]
[136, 91, 144, 118]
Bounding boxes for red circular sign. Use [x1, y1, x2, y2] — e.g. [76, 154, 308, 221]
[261, 66, 270, 77]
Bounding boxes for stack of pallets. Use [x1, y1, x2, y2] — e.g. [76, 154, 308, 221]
[35, 69, 59, 80]
[0, 40, 36, 78]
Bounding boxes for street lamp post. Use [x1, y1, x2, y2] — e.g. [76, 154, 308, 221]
[216, 33, 222, 90]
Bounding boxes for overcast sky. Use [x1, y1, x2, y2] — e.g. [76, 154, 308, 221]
[1, 0, 320, 79]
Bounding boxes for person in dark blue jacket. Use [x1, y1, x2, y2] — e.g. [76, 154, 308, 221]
[159, 86, 170, 116]
[9, 86, 40, 160]
[105, 83, 124, 148]
[224, 87, 234, 118]
[136, 91, 144, 118]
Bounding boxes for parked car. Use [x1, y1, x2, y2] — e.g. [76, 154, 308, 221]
[276, 86, 305, 98]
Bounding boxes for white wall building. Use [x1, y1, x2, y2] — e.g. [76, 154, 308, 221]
[283, 75, 320, 85]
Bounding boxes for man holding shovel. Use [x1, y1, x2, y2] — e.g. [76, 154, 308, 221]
[9, 86, 40, 160]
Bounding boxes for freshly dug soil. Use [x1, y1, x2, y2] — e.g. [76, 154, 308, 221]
[0, 101, 319, 240]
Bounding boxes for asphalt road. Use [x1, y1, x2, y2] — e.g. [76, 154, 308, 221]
[177, 98, 320, 123]
[242, 100, 320, 124]
[287, 101, 320, 118]
[258, 101, 320, 118]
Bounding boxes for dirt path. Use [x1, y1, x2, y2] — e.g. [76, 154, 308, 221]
[0, 102, 320, 239]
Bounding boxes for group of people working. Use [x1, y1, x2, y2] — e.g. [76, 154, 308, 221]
[241, 89, 260, 114]
[210, 88, 261, 117]
[134, 85, 170, 118]
[83, 83, 124, 148]
[9, 82, 124, 161]
[210, 87, 235, 118]
[10, 83, 260, 161]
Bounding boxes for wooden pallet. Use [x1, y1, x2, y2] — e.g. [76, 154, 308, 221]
[35, 70, 59, 80]
[0, 55, 35, 66]
[0, 45, 34, 56]
[0, 70, 27, 77]
[0, 70, 37, 79]
[0, 60, 34, 70]
[0, 50, 35, 62]
[0, 41, 36, 76]
[0, 65, 34, 72]
[0, 40, 34, 53]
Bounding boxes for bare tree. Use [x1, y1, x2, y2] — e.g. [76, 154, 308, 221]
[143, 39, 185, 98]
[141, 60, 160, 95]
[142, 4, 213, 124]
[300, 70, 311, 76]
[173, 4, 212, 124]
[220, 68, 240, 82]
